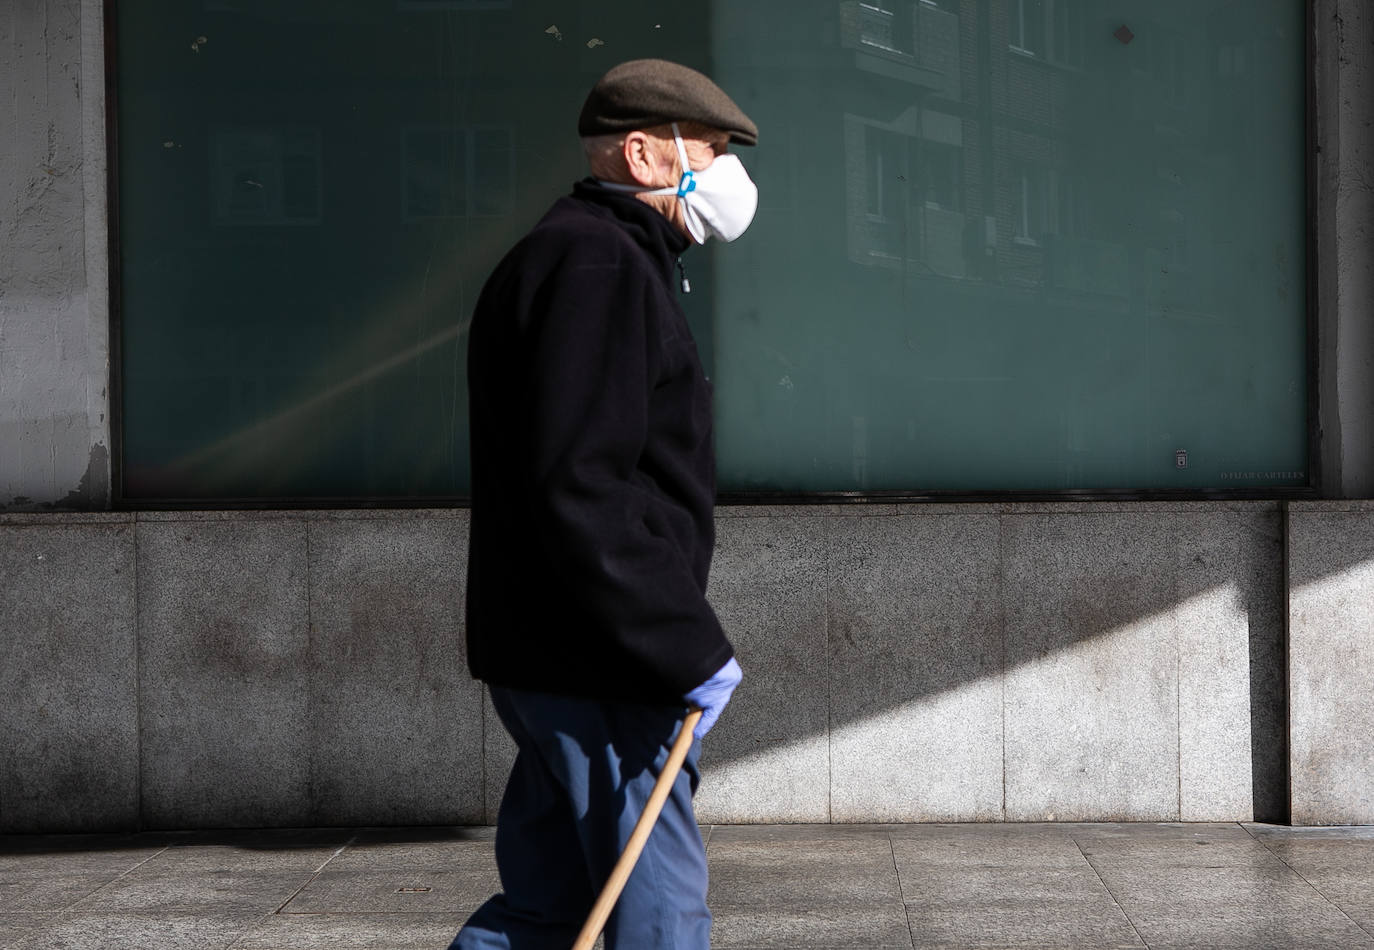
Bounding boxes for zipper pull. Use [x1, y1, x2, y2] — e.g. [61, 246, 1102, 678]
[676, 257, 691, 294]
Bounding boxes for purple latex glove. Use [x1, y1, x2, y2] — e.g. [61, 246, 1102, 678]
[683, 657, 743, 739]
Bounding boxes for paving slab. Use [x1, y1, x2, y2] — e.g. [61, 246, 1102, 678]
[0, 834, 169, 874]
[139, 830, 353, 873]
[1071, 821, 1256, 842]
[9, 912, 267, 950]
[1094, 856, 1374, 949]
[1116, 903, 1374, 950]
[1283, 866, 1374, 913]
[1248, 834, 1374, 875]
[894, 826, 1146, 950]
[66, 870, 312, 915]
[1075, 837, 1280, 869]
[891, 824, 1090, 870]
[1244, 822, 1374, 841]
[898, 865, 1117, 905]
[706, 825, 911, 946]
[0, 871, 131, 912]
[904, 900, 1147, 950]
[707, 835, 902, 905]
[230, 912, 466, 949]
[328, 827, 496, 871]
[0, 914, 58, 950]
[281, 869, 496, 914]
[708, 823, 897, 843]
[1330, 896, 1374, 936]
[1093, 862, 1326, 901]
[710, 903, 914, 947]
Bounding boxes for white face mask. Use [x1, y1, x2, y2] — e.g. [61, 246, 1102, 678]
[601, 122, 759, 244]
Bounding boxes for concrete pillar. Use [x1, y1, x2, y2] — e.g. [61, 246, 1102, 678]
[1316, 0, 1374, 499]
[0, 0, 111, 510]
[1287, 502, 1374, 824]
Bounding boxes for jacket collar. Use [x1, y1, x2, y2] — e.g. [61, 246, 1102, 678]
[571, 178, 691, 285]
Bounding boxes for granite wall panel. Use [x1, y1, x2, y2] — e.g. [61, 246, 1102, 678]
[826, 513, 1003, 822]
[1175, 509, 1283, 821]
[137, 518, 311, 828]
[306, 514, 481, 825]
[695, 516, 831, 822]
[0, 519, 137, 831]
[1002, 513, 1182, 821]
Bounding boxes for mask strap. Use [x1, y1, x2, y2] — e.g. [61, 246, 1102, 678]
[671, 122, 697, 198]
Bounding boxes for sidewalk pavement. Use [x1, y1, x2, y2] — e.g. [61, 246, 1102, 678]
[2, 822, 1372, 949]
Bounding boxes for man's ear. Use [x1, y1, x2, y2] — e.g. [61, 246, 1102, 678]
[623, 131, 664, 187]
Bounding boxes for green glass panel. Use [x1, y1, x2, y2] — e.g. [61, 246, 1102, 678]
[710, 0, 1308, 491]
[116, 0, 1306, 499]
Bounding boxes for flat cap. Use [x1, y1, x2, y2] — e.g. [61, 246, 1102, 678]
[578, 58, 758, 146]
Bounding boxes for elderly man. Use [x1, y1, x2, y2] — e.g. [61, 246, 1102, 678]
[450, 60, 758, 950]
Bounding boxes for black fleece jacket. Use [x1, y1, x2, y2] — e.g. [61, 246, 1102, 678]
[464, 180, 734, 705]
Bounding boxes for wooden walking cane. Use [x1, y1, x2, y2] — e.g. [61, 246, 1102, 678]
[571, 706, 704, 950]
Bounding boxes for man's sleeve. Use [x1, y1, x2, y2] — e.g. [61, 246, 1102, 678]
[517, 241, 732, 697]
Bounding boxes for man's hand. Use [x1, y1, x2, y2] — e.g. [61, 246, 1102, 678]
[684, 657, 742, 739]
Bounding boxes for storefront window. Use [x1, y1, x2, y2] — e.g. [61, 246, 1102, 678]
[116, 0, 1307, 500]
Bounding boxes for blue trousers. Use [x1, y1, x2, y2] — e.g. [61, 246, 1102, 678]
[450, 687, 711, 950]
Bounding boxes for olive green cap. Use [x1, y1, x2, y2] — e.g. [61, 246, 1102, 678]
[577, 58, 758, 146]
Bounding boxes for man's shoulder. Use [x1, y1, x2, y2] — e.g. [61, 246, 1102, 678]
[515, 194, 640, 267]
[474, 195, 653, 325]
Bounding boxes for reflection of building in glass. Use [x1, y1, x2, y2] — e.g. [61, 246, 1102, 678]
[714, 0, 1304, 493]
[835, 0, 1236, 310]
[846, 113, 969, 278]
[840, 0, 965, 275]
[1007, 0, 1085, 66]
[839, 0, 962, 98]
